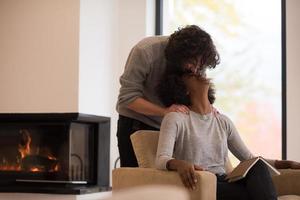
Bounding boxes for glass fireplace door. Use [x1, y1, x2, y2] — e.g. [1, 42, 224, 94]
[0, 122, 94, 184]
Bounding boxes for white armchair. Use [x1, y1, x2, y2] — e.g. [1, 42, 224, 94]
[112, 130, 300, 200]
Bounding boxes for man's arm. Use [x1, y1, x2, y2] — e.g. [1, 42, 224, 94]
[118, 41, 189, 117]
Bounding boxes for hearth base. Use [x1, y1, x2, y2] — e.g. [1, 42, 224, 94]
[0, 182, 111, 194]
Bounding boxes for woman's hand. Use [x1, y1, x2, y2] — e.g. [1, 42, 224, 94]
[290, 161, 300, 169]
[167, 159, 204, 190]
[165, 104, 190, 115]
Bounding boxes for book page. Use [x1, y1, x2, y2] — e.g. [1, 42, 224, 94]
[226, 156, 280, 182]
[260, 158, 281, 176]
[226, 157, 259, 182]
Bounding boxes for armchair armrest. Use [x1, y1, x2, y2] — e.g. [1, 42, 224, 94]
[112, 168, 216, 200]
[272, 169, 300, 195]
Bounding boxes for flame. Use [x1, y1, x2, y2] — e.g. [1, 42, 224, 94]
[1, 129, 60, 172]
[49, 164, 60, 172]
[30, 167, 40, 172]
[18, 129, 32, 159]
[0, 165, 21, 171]
[54, 164, 59, 171]
[47, 155, 56, 160]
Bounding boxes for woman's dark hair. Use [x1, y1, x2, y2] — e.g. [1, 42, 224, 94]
[157, 73, 216, 107]
[157, 25, 218, 106]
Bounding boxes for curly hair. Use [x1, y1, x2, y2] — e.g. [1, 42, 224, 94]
[164, 25, 220, 75]
[157, 73, 216, 107]
[157, 25, 218, 106]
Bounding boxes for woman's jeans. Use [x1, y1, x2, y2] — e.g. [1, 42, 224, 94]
[116, 115, 159, 167]
[217, 160, 277, 200]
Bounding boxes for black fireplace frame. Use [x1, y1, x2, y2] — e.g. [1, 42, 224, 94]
[0, 113, 110, 194]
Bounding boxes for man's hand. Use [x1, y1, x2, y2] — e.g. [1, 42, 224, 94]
[211, 106, 219, 116]
[167, 160, 204, 190]
[165, 104, 190, 115]
[127, 98, 190, 117]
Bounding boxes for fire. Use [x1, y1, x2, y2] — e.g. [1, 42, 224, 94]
[0, 129, 60, 172]
[30, 167, 40, 172]
[47, 155, 56, 160]
[54, 164, 59, 171]
[0, 165, 21, 171]
[18, 129, 32, 159]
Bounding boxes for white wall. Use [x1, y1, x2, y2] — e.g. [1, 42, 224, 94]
[111, 0, 155, 171]
[0, 0, 80, 112]
[78, 0, 118, 117]
[286, 0, 300, 161]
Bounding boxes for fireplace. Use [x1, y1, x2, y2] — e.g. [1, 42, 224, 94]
[0, 113, 110, 194]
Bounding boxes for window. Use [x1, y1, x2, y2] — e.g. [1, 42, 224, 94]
[159, 0, 284, 165]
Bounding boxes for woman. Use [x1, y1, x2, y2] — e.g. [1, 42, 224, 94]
[155, 28, 300, 200]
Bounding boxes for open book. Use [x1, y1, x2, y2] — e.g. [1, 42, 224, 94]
[226, 156, 280, 182]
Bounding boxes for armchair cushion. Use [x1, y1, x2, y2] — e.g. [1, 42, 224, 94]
[130, 130, 159, 168]
[272, 169, 300, 196]
[278, 196, 300, 200]
[108, 185, 189, 200]
[112, 168, 217, 200]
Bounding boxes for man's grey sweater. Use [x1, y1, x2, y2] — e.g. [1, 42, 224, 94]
[156, 111, 254, 175]
[117, 36, 169, 129]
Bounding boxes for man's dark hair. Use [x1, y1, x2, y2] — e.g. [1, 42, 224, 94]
[164, 25, 220, 75]
[157, 25, 218, 106]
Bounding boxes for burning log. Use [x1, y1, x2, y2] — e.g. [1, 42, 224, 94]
[21, 155, 59, 172]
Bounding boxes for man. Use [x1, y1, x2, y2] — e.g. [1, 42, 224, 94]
[116, 25, 219, 167]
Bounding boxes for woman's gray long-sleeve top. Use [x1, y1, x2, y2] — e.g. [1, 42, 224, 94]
[156, 111, 254, 175]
